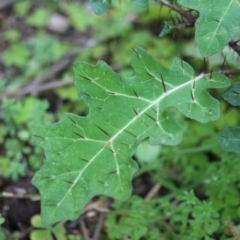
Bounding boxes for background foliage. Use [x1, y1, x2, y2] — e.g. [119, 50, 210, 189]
[0, 0, 240, 239]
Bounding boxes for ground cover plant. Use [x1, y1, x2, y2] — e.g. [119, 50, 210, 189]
[1, 0, 240, 239]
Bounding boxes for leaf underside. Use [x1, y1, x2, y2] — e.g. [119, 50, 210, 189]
[32, 47, 230, 225]
[178, 0, 240, 57]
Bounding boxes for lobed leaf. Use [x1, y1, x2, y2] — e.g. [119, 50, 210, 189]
[178, 0, 240, 56]
[216, 126, 240, 153]
[32, 47, 230, 225]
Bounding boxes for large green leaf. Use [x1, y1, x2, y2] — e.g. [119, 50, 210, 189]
[32, 47, 230, 225]
[178, 0, 240, 57]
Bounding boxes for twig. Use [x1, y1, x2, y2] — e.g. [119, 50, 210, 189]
[226, 217, 240, 240]
[145, 183, 161, 201]
[84, 202, 110, 214]
[0, 191, 40, 200]
[24, 79, 73, 96]
[228, 40, 240, 56]
[159, 0, 197, 26]
[0, 39, 100, 100]
[220, 69, 240, 76]
[143, 183, 178, 237]
[0, 80, 74, 99]
[93, 198, 111, 240]
[93, 213, 105, 240]
[25, 39, 99, 93]
[17, 226, 33, 240]
[80, 218, 92, 240]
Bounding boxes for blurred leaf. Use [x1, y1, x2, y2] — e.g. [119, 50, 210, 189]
[183, 43, 240, 68]
[31, 215, 44, 228]
[3, 44, 29, 67]
[51, 224, 66, 240]
[135, 140, 161, 164]
[3, 29, 20, 43]
[30, 230, 54, 240]
[179, 0, 240, 56]
[67, 235, 84, 240]
[106, 196, 158, 239]
[6, 139, 23, 159]
[30, 215, 66, 240]
[55, 85, 78, 101]
[14, 0, 31, 17]
[178, 190, 200, 205]
[0, 231, 7, 240]
[61, 3, 94, 31]
[223, 82, 240, 106]
[89, 0, 111, 15]
[17, 130, 31, 141]
[159, 21, 180, 37]
[215, 102, 240, 130]
[47, 0, 58, 10]
[6, 160, 26, 181]
[0, 214, 5, 225]
[0, 125, 7, 144]
[27, 8, 49, 27]
[132, 0, 148, 7]
[216, 126, 240, 153]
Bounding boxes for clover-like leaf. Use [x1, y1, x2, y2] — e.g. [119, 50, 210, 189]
[216, 126, 240, 153]
[32, 47, 230, 225]
[178, 0, 240, 56]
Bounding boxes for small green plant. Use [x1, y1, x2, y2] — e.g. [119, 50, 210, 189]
[2, 34, 69, 93]
[31, 1, 240, 238]
[30, 215, 66, 240]
[0, 97, 52, 180]
[105, 191, 221, 239]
